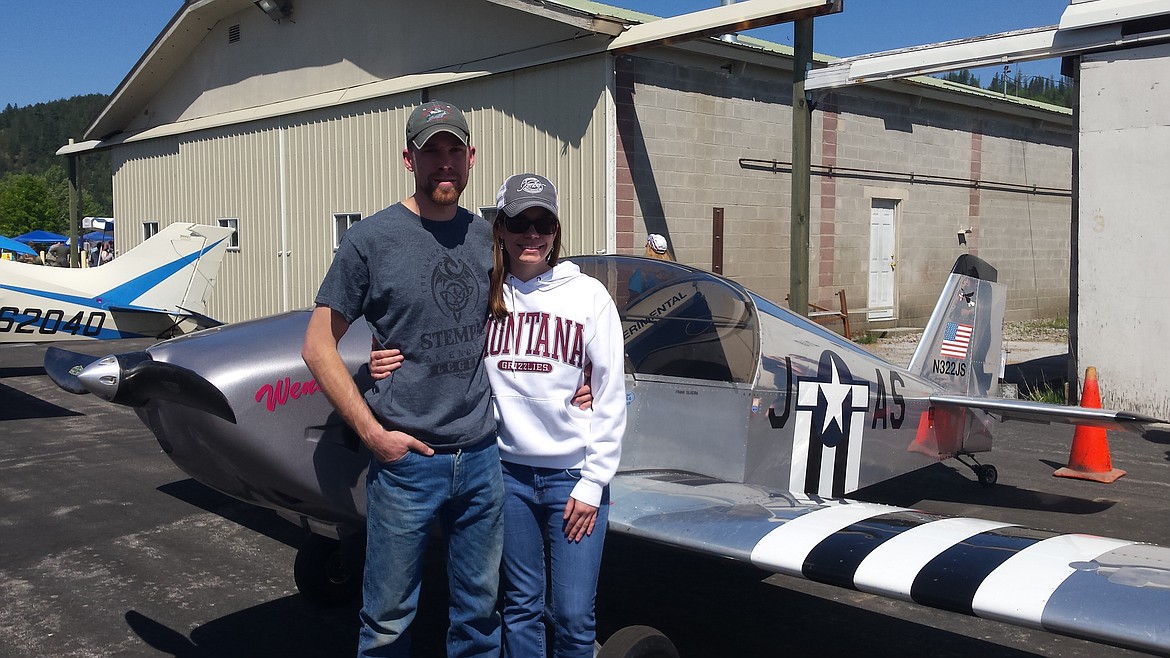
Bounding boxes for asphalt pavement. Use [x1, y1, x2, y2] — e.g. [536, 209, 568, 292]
[2, 339, 1168, 658]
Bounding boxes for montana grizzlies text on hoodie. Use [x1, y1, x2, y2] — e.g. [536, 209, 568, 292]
[482, 261, 626, 507]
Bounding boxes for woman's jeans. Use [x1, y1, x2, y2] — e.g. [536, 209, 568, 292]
[499, 461, 609, 658]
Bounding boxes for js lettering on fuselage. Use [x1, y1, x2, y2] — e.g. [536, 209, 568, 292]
[767, 352, 906, 433]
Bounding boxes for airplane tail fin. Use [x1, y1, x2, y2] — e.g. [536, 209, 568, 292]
[93, 223, 235, 317]
[908, 255, 1006, 397]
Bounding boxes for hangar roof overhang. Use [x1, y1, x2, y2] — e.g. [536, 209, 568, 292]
[805, 0, 1170, 91]
[60, 0, 842, 157]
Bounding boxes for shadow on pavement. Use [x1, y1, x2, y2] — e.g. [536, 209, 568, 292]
[853, 462, 1115, 515]
[1003, 353, 1068, 394]
[126, 600, 357, 658]
[0, 382, 83, 420]
[0, 366, 46, 379]
[157, 478, 311, 549]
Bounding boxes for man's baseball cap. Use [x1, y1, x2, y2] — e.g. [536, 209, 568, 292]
[405, 100, 470, 149]
[496, 173, 559, 218]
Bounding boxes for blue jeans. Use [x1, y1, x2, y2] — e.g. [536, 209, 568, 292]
[358, 437, 504, 658]
[500, 462, 609, 658]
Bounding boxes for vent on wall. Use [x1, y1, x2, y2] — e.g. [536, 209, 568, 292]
[228, 24, 241, 43]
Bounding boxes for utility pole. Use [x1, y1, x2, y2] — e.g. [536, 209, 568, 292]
[790, 17, 813, 316]
[68, 150, 79, 267]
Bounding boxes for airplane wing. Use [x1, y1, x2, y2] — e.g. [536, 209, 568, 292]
[929, 394, 1161, 433]
[610, 471, 1170, 656]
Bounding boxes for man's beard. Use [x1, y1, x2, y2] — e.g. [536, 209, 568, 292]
[428, 180, 464, 206]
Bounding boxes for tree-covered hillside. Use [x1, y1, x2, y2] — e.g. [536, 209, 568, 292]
[938, 69, 1073, 107]
[0, 95, 112, 237]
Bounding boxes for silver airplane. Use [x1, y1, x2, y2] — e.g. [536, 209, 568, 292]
[45, 254, 1170, 657]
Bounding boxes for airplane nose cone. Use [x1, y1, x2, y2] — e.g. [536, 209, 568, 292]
[78, 355, 123, 401]
[70, 350, 237, 423]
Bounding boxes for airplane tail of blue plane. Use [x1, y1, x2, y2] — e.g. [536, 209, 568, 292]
[0, 222, 235, 342]
[89, 222, 235, 318]
[908, 255, 1007, 398]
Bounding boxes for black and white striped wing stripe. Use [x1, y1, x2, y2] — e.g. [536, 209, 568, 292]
[610, 473, 1170, 656]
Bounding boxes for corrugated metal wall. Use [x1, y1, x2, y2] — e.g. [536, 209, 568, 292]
[110, 57, 611, 325]
[114, 127, 286, 321]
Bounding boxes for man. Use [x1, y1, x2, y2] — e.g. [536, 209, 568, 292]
[303, 100, 501, 658]
[48, 241, 69, 267]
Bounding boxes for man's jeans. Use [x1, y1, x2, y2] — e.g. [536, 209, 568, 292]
[499, 462, 609, 658]
[358, 437, 504, 658]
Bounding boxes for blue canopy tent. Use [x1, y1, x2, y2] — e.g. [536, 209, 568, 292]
[83, 230, 115, 243]
[0, 235, 37, 256]
[15, 229, 68, 244]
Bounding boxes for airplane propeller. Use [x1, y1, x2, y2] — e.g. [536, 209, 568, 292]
[44, 346, 237, 423]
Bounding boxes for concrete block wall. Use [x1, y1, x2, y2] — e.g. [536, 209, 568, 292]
[617, 53, 1073, 329]
[1076, 42, 1170, 418]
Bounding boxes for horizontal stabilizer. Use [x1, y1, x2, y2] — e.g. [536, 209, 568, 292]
[609, 471, 1170, 656]
[176, 305, 224, 329]
[929, 394, 1165, 434]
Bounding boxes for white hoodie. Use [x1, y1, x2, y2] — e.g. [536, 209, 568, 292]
[483, 261, 626, 507]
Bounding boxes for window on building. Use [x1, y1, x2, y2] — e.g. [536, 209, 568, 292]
[333, 213, 361, 249]
[480, 207, 499, 224]
[143, 222, 159, 240]
[218, 218, 240, 250]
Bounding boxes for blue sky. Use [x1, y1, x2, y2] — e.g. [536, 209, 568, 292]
[0, 0, 1071, 109]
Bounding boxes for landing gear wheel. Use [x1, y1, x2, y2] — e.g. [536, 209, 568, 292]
[294, 533, 365, 607]
[596, 625, 679, 658]
[956, 455, 998, 488]
[977, 464, 999, 487]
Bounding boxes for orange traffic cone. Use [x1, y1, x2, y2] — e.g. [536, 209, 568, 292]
[1054, 367, 1126, 483]
[907, 407, 965, 458]
[907, 409, 937, 457]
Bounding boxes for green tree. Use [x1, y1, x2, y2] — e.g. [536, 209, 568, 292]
[940, 69, 982, 88]
[0, 95, 113, 221]
[985, 72, 1073, 107]
[0, 164, 106, 237]
[0, 172, 63, 236]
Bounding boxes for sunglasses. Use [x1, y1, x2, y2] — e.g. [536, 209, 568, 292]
[503, 214, 559, 235]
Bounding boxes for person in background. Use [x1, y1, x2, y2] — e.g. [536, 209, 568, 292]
[628, 234, 675, 298]
[48, 241, 69, 267]
[643, 233, 672, 261]
[372, 173, 625, 658]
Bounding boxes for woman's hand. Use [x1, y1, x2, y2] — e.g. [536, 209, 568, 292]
[369, 336, 404, 380]
[562, 497, 599, 542]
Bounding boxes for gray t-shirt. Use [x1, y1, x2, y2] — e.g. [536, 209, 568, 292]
[314, 202, 494, 449]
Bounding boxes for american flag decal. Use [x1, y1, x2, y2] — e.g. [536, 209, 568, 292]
[940, 322, 972, 358]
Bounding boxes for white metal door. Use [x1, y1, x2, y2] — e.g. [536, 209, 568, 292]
[868, 199, 897, 320]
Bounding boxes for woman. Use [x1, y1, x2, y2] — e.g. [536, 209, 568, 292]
[371, 173, 626, 658]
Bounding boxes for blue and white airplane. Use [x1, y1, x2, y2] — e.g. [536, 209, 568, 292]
[0, 222, 234, 343]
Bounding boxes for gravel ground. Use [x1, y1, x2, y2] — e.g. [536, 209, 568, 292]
[860, 319, 1068, 367]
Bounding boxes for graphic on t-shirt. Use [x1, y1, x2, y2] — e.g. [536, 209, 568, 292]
[431, 256, 479, 322]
